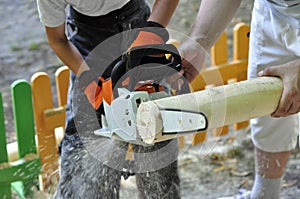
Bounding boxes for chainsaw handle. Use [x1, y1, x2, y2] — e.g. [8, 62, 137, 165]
[128, 43, 182, 71]
[110, 44, 182, 83]
[109, 43, 184, 95]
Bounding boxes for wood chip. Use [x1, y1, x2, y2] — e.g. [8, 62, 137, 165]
[282, 180, 298, 188]
[229, 169, 252, 177]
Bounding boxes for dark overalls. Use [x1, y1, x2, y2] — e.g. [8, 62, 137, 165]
[55, 1, 180, 198]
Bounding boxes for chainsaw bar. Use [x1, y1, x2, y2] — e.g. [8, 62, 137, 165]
[159, 108, 208, 135]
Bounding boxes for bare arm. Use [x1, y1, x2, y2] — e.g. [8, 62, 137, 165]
[148, 0, 179, 27]
[45, 23, 89, 76]
[175, 0, 242, 83]
[190, 0, 242, 50]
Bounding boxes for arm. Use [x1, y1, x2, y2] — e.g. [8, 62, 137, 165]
[45, 24, 103, 109]
[129, 0, 179, 48]
[259, 59, 300, 117]
[148, 0, 179, 27]
[45, 23, 89, 76]
[177, 0, 242, 82]
[189, 0, 241, 50]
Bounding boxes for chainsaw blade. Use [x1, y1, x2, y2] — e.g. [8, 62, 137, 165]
[160, 108, 208, 134]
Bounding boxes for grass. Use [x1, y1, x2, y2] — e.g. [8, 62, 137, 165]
[28, 41, 40, 51]
[10, 44, 22, 52]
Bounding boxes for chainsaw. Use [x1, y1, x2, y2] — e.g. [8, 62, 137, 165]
[94, 44, 208, 145]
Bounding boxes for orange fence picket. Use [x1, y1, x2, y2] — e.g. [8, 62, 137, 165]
[31, 68, 68, 191]
[55, 66, 70, 107]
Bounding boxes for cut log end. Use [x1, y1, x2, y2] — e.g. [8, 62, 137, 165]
[136, 101, 163, 144]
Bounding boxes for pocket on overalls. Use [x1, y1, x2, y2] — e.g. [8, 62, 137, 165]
[66, 21, 78, 40]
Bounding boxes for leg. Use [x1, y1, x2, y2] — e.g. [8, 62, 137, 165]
[255, 147, 290, 179]
[250, 147, 290, 199]
[135, 160, 180, 199]
[133, 139, 180, 199]
[54, 134, 123, 199]
[249, 113, 298, 199]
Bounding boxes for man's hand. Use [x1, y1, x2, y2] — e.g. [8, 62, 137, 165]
[259, 59, 300, 117]
[166, 38, 206, 88]
[78, 70, 104, 110]
[178, 38, 206, 83]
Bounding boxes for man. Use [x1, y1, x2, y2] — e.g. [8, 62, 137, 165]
[179, 0, 300, 198]
[37, 0, 181, 198]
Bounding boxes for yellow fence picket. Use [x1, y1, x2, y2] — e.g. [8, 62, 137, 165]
[210, 33, 230, 136]
[211, 32, 228, 66]
[54, 66, 70, 143]
[233, 23, 250, 61]
[232, 23, 250, 130]
[191, 132, 206, 145]
[31, 72, 59, 192]
[55, 66, 70, 107]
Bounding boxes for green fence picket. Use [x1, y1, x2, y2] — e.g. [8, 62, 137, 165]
[11, 80, 37, 158]
[0, 93, 13, 199]
[0, 93, 8, 164]
[11, 80, 40, 197]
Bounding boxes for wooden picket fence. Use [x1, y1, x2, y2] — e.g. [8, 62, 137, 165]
[0, 67, 69, 198]
[0, 22, 249, 197]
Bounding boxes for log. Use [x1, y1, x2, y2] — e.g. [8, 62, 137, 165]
[136, 77, 283, 144]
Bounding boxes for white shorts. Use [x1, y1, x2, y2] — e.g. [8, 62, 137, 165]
[248, 0, 300, 152]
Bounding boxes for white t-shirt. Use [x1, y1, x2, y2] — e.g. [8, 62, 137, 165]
[267, 0, 300, 23]
[37, 0, 130, 27]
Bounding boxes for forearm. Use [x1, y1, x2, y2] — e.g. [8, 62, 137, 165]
[45, 25, 89, 76]
[49, 39, 89, 75]
[148, 0, 179, 27]
[190, 0, 241, 50]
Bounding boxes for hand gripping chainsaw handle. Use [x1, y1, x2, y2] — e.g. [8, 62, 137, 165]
[109, 43, 183, 93]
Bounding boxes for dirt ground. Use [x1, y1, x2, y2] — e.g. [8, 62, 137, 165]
[1, 0, 300, 198]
